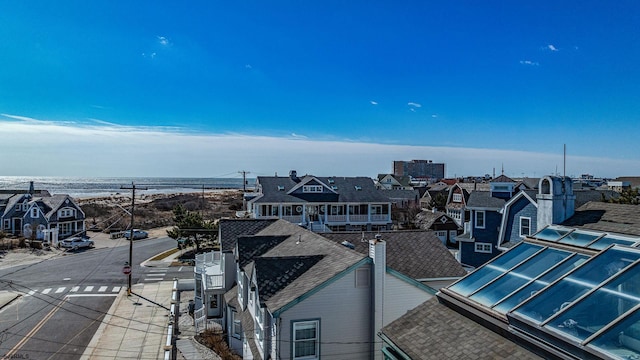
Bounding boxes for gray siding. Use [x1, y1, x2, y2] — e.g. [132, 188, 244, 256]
[383, 273, 434, 326]
[277, 263, 372, 360]
[504, 198, 538, 244]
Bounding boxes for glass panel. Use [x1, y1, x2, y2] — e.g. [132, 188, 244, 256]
[590, 236, 638, 251]
[558, 230, 601, 247]
[494, 254, 588, 314]
[512, 247, 640, 324]
[533, 226, 572, 242]
[470, 248, 572, 307]
[546, 262, 640, 342]
[448, 243, 543, 296]
[589, 309, 640, 359]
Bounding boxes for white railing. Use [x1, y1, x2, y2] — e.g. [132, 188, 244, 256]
[371, 214, 390, 222]
[194, 307, 206, 333]
[195, 251, 221, 273]
[326, 215, 346, 222]
[282, 215, 303, 223]
[349, 215, 368, 222]
[206, 273, 224, 289]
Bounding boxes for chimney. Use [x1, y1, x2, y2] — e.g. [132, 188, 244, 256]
[289, 170, 299, 182]
[29, 181, 35, 195]
[536, 176, 576, 229]
[369, 235, 386, 359]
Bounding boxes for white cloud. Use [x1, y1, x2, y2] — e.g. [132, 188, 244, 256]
[157, 36, 170, 46]
[431, 114, 438, 118]
[407, 102, 422, 108]
[547, 44, 558, 51]
[520, 60, 539, 66]
[0, 116, 636, 178]
[370, 101, 378, 105]
[245, 64, 253, 69]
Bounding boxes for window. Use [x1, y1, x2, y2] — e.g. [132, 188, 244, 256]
[303, 185, 323, 193]
[3, 219, 9, 230]
[231, 311, 242, 338]
[209, 295, 217, 309]
[31, 208, 38, 218]
[293, 320, 319, 359]
[520, 217, 531, 237]
[453, 193, 462, 202]
[355, 268, 370, 288]
[475, 242, 492, 253]
[59, 208, 75, 218]
[475, 211, 485, 229]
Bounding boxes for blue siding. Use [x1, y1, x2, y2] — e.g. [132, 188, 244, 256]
[473, 210, 502, 243]
[460, 241, 496, 268]
[503, 198, 538, 244]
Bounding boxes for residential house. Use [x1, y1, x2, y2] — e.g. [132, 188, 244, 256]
[444, 183, 471, 227]
[201, 219, 457, 359]
[380, 201, 640, 359]
[375, 174, 413, 190]
[413, 211, 462, 247]
[0, 182, 85, 240]
[248, 170, 393, 232]
[419, 181, 449, 210]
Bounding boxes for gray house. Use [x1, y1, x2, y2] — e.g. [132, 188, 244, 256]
[248, 170, 393, 232]
[0, 182, 85, 240]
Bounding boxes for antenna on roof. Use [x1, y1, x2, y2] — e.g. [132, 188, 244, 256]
[361, 231, 366, 242]
[563, 144, 566, 178]
[296, 234, 302, 244]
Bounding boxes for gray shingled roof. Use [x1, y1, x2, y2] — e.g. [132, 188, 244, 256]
[414, 210, 460, 230]
[254, 255, 324, 303]
[219, 219, 277, 252]
[237, 235, 289, 268]
[321, 230, 466, 280]
[573, 189, 619, 208]
[380, 298, 542, 360]
[253, 220, 367, 313]
[253, 175, 390, 203]
[562, 201, 640, 236]
[465, 191, 508, 209]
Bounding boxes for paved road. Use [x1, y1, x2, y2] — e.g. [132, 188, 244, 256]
[0, 237, 193, 360]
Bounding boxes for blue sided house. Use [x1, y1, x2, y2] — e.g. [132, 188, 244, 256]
[458, 175, 575, 268]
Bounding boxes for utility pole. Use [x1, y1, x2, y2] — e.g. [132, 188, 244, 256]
[238, 170, 251, 192]
[121, 182, 147, 296]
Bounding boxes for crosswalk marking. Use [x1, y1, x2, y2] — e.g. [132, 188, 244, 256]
[24, 284, 150, 297]
[42, 288, 51, 294]
[27, 290, 36, 296]
[98, 286, 108, 292]
[112, 286, 121, 292]
[149, 269, 167, 273]
[55, 287, 66, 294]
[71, 286, 79, 292]
[84, 286, 94, 292]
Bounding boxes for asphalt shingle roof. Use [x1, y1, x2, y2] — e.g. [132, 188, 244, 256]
[254, 255, 324, 303]
[380, 298, 542, 360]
[465, 191, 508, 209]
[237, 235, 288, 268]
[219, 219, 277, 252]
[321, 230, 466, 280]
[562, 201, 640, 236]
[253, 220, 367, 313]
[253, 175, 390, 204]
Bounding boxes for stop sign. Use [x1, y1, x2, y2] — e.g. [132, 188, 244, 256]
[123, 265, 131, 275]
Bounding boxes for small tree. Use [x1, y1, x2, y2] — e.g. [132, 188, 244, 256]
[166, 205, 217, 253]
[428, 192, 447, 211]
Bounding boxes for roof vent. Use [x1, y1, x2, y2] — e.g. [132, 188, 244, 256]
[277, 185, 285, 191]
[328, 179, 335, 184]
[341, 241, 355, 250]
[354, 185, 362, 191]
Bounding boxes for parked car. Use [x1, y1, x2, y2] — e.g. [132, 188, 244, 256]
[122, 229, 149, 240]
[59, 237, 94, 250]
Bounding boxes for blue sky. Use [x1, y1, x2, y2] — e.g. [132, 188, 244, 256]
[1, 1, 639, 178]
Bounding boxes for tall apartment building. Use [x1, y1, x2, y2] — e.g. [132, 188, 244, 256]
[393, 159, 445, 180]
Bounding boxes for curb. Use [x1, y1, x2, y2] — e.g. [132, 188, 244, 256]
[0, 293, 21, 312]
[79, 288, 125, 360]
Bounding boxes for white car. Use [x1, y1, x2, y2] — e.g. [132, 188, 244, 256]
[122, 229, 149, 240]
[59, 237, 94, 250]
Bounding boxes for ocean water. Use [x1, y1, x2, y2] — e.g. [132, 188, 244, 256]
[0, 176, 253, 198]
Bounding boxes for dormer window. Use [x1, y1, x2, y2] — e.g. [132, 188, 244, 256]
[303, 185, 323, 193]
[453, 193, 462, 202]
[328, 179, 335, 184]
[31, 208, 38, 218]
[331, 186, 338, 190]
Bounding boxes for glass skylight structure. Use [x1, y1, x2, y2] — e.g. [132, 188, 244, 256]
[444, 228, 640, 359]
[529, 225, 640, 250]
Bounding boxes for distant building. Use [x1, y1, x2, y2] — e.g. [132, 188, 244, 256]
[393, 160, 445, 182]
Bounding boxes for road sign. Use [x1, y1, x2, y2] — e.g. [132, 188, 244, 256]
[123, 265, 131, 275]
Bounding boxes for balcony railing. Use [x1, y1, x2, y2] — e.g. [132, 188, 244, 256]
[348, 215, 368, 222]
